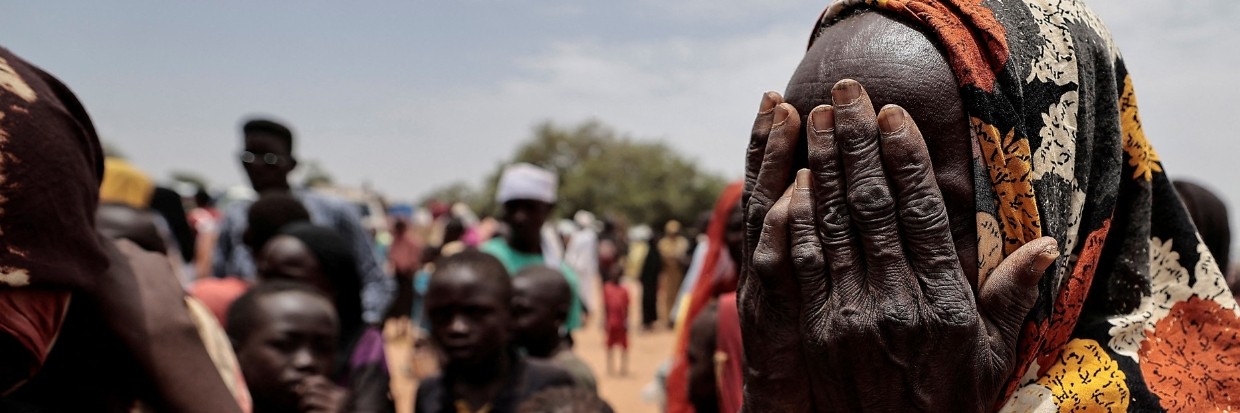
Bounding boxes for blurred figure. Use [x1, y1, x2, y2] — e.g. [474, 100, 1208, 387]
[213, 118, 393, 323]
[657, 220, 689, 327]
[517, 387, 614, 413]
[1174, 180, 1236, 298]
[481, 163, 584, 335]
[417, 251, 574, 413]
[564, 211, 601, 314]
[602, 271, 630, 377]
[189, 188, 223, 279]
[637, 230, 662, 330]
[257, 223, 393, 413]
[385, 218, 424, 322]
[685, 302, 718, 413]
[228, 281, 346, 413]
[188, 192, 310, 326]
[512, 266, 597, 392]
[150, 186, 197, 268]
[665, 182, 742, 413]
[0, 45, 244, 412]
[597, 219, 627, 284]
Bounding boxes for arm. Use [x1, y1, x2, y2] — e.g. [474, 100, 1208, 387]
[97, 237, 243, 413]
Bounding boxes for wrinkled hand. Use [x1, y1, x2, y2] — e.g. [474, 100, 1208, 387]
[739, 80, 1058, 412]
[298, 375, 349, 413]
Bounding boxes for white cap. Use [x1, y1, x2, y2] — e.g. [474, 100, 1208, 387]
[496, 163, 557, 204]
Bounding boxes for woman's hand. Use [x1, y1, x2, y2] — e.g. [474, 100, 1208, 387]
[740, 79, 1059, 412]
[298, 375, 349, 413]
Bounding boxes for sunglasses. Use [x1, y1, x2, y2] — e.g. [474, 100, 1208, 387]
[240, 151, 287, 166]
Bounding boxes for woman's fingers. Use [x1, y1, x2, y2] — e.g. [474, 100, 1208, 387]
[831, 79, 908, 289]
[745, 91, 784, 209]
[789, 169, 830, 313]
[740, 182, 813, 412]
[747, 103, 801, 261]
[876, 105, 968, 309]
[744, 92, 786, 274]
[807, 105, 865, 297]
[978, 236, 1058, 359]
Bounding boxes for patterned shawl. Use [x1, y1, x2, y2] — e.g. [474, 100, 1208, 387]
[811, 0, 1240, 411]
[666, 180, 742, 413]
[0, 46, 107, 392]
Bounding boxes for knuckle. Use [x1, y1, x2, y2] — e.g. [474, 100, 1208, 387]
[751, 248, 785, 274]
[899, 193, 950, 235]
[847, 175, 897, 225]
[791, 241, 825, 273]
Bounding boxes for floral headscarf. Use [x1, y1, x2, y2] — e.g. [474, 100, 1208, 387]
[813, 1, 1239, 410]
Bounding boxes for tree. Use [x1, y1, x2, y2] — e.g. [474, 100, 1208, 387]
[477, 120, 728, 227]
[419, 181, 488, 213]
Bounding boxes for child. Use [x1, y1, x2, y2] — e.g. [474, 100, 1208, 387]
[417, 251, 573, 413]
[512, 266, 598, 392]
[602, 271, 630, 376]
[227, 281, 347, 413]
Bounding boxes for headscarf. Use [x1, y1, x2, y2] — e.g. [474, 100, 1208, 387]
[0, 46, 107, 390]
[276, 222, 366, 361]
[99, 157, 153, 209]
[812, 1, 1239, 410]
[666, 180, 742, 413]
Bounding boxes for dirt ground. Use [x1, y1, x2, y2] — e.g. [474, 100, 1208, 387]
[574, 279, 674, 413]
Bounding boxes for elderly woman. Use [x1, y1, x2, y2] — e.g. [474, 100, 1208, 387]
[0, 47, 245, 412]
[740, 0, 1239, 411]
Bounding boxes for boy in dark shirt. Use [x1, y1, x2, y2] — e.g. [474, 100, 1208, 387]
[416, 251, 573, 413]
[227, 281, 347, 413]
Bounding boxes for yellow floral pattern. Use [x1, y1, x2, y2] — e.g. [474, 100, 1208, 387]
[972, 117, 1042, 255]
[1038, 339, 1130, 412]
[1119, 75, 1161, 181]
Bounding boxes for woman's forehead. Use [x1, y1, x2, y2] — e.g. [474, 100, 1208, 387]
[785, 12, 961, 122]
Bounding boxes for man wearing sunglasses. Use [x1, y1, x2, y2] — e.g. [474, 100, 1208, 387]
[212, 118, 393, 324]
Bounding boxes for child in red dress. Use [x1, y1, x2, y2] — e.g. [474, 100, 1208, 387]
[602, 272, 630, 376]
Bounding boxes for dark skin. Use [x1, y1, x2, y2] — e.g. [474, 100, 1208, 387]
[502, 200, 554, 254]
[511, 266, 572, 358]
[257, 236, 335, 295]
[740, 12, 1059, 412]
[244, 132, 297, 193]
[725, 200, 744, 271]
[235, 291, 344, 413]
[425, 265, 514, 409]
[687, 301, 719, 413]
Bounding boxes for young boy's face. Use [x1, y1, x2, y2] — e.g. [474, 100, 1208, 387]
[426, 266, 511, 368]
[236, 291, 339, 412]
[511, 276, 562, 348]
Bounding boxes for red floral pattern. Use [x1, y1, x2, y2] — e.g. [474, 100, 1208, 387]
[1139, 297, 1240, 412]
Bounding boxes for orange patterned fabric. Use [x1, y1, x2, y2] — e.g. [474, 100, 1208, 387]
[812, 0, 1240, 410]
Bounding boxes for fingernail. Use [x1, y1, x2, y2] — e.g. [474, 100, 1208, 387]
[811, 106, 833, 132]
[759, 91, 777, 113]
[795, 169, 810, 189]
[774, 104, 789, 125]
[832, 79, 862, 105]
[878, 106, 905, 133]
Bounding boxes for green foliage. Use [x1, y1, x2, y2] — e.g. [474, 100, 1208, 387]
[419, 181, 488, 212]
[460, 120, 727, 226]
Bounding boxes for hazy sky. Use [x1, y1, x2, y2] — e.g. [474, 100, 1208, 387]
[3, 1, 1238, 215]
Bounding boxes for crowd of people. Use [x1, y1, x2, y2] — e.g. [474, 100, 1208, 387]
[2, 0, 1239, 412]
